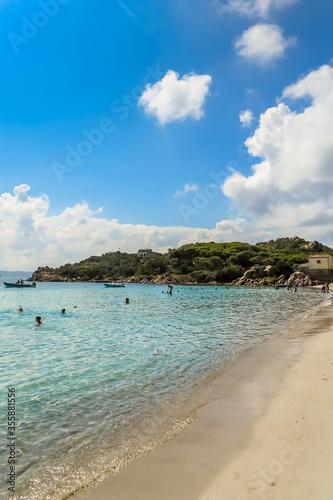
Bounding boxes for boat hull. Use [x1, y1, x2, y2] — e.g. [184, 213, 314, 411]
[4, 282, 36, 288]
[104, 283, 125, 288]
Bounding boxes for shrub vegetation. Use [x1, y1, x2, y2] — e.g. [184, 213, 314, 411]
[52, 237, 333, 283]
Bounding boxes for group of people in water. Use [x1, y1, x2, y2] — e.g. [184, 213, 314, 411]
[14, 279, 331, 326]
[281, 280, 331, 293]
[286, 281, 307, 292]
[17, 300, 131, 324]
[17, 306, 66, 324]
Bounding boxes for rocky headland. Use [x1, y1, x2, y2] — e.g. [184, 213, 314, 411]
[28, 238, 332, 286]
[28, 267, 314, 287]
[28, 266, 72, 282]
[231, 266, 312, 287]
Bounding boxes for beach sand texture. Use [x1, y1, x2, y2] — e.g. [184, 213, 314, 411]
[200, 313, 333, 500]
[73, 301, 333, 500]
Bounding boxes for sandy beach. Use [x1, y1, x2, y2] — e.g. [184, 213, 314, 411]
[200, 303, 333, 500]
[72, 298, 333, 500]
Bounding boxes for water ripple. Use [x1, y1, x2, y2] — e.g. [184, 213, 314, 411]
[0, 283, 324, 499]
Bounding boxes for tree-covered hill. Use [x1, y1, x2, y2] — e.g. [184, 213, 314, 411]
[30, 236, 333, 283]
[166, 237, 332, 283]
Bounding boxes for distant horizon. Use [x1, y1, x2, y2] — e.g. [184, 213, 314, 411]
[0, 270, 33, 275]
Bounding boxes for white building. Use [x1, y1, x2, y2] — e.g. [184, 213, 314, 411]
[137, 249, 163, 259]
[308, 254, 333, 273]
[299, 254, 333, 278]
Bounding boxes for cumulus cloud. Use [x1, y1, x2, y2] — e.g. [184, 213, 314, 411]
[282, 64, 333, 103]
[3, 66, 333, 270]
[0, 185, 263, 270]
[234, 24, 296, 65]
[215, 0, 299, 19]
[222, 64, 333, 245]
[174, 183, 199, 197]
[138, 70, 212, 125]
[239, 109, 254, 126]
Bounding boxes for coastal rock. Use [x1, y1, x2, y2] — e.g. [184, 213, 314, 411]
[276, 275, 286, 284]
[152, 274, 179, 285]
[233, 265, 272, 286]
[242, 265, 264, 280]
[242, 269, 254, 281]
[288, 271, 311, 284]
[288, 271, 306, 283]
[123, 276, 141, 283]
[123, 275, 195, 285]
[252, 265, 265, 278]
[300, 240, 323, 253]
[258, 278, 272, 286]
[264, 265, 274, 277]
[28, 266, 70, 282]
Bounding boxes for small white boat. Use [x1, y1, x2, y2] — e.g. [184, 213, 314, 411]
[104, 282, 125, 288]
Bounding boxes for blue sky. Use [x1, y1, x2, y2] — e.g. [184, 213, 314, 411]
[1, 0, 333, 269]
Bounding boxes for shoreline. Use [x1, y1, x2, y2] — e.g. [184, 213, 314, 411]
[200, 300, 333, 500]
[71, 297, 333, 500]
[24, 278, 330, 289]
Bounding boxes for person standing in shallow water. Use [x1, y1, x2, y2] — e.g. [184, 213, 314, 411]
[36, 316, 42, 324]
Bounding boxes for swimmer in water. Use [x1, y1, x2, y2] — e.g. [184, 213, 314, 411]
[17, 305, 23, 312]
[125, 298, 129, 304]
[36, 316, 42, 325]
[61, 308, 66, 314]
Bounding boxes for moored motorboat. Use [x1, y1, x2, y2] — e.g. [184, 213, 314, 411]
[104, 282, 125, 288]
[4, 282, 36, 288]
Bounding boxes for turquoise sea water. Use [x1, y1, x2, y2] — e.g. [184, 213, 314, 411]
[0, 281, 324, 499]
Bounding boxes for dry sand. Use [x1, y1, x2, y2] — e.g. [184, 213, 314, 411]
[201, 312, 333, 500]
[73, 299, 333, 500]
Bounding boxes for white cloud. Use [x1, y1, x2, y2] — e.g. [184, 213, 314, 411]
[234, 24, 296, 65]
[222, 64, 333, 245]
[215, 0, 299, 19]
[174, 183, 199, 197]
[138, 70, 212, 125]
[282, 64, 333, 103]
[2, 66, 333, 271]
[0, 185, 266, 270]
[239, 109, 254, 126]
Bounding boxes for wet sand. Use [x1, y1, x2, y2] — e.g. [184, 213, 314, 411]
[72, 298, 333, 500]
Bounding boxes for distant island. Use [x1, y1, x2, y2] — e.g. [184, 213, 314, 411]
[28, 237, 333, 286]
